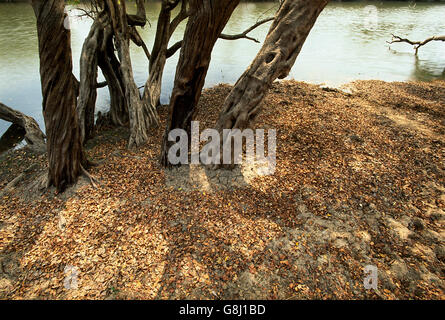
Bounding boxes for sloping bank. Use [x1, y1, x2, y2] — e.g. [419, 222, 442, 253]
[0, 79, 444, 299]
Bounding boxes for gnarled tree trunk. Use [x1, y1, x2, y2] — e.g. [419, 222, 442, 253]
[215, 0, 329, 135]
[77, 12, 109, 143]
[98, 29, 129, 127]
[82, 0, 189, 146]
[97, 0, 148, 128]
[142, 0, 190, 113]
[0, 102, 46, 153]
[104, 0, 159, 148]
[160, 0, 240, 166]
[32, 0, 86, 192]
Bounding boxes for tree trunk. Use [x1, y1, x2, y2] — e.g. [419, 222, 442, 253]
[141, 0, 188, 118]
[98, 31, 129, 127]
[215, 0, 329, 134]
[104, 0, 158, 148]
[95, 0, 187, 142]
[142, 0, 173, 111]
[98, 0, 148, 128]
[160, 0, 240, 166]
[32, 0, 85, 192]
[0, 102, 46, 153]
[77, 13, 108, 143]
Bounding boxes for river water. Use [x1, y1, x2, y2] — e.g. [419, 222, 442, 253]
[0, 1, 444, 136]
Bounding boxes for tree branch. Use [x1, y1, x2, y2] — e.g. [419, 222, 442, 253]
[166, 40, 183, 58]
[220, 17, 274, 43]
[127, 0, 147, 27]
[166, 17, 273, 58]
[129, 25, 151, 60]
[96, 81, 108, 88]
[169, 0, 189, 39]
[387, 34, 445, 55]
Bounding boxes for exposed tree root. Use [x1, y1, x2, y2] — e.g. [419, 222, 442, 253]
[22, 171, 49, 198]
[80, 165, 100, 189]
[23, 165, 99, 198]
[0, 164, 39, 197]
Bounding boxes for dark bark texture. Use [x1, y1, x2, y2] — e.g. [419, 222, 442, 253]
[77, 12, 108, 143]
[98, 29, 129, 127]
[104, 0, 159, 148]
[32, 0, 85, 192]
[160, 0, 240, 166]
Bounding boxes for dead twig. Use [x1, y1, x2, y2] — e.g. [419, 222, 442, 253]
[387, 34, 445, 55]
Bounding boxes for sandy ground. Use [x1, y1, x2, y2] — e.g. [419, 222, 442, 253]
[0, 79, 444, 299]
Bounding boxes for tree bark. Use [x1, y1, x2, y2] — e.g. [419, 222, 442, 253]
[141, 0, 189, 115]
[32, 0, 86, 192]
[215, 0, 329, 134]
[91, 1, 188, 144]
[142, 0, 174, 112]
[104, 0, 159, 148]
[0, 102, 46, 153]
[98, 29, 129, 127]
[160, 0, 240, 166]
[77, 12, 108, 143]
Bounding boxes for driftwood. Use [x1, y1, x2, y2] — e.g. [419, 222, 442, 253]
[388, 34, 445, 55]
[0, 102, 46, 153]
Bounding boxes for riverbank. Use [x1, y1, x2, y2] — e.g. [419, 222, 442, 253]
[2, 1, 445, 138]
[0, 79, 444, 299]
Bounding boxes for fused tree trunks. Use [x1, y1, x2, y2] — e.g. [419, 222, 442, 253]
[32, 0, 85, 192]
[76, 0, 189, 148]
[160, 0, 240, 166]
[104, 0, 158, 148]
[0, 102, 46, 153]
[142, 0, 189, 114]
[215, 0, 329, 133]
[98, 33, 129, 127]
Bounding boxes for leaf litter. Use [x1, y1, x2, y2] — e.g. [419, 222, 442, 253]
[0, 79, 444, 299]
